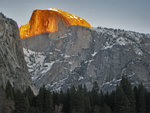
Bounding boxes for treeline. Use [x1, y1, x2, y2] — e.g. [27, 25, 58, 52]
[4, 76, 150, 113]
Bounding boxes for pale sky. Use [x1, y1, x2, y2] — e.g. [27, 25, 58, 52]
[0, 0, 150, 33]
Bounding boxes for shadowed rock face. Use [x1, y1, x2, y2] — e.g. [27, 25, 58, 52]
[23, 25, 150, 92]
[19, 8, 92, 39]
[0, 13, 35, 92]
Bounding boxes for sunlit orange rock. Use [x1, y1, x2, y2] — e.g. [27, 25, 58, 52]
[19, 8, 92, 39]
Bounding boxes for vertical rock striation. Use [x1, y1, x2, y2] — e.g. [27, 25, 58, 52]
[0, 13, 34, 91]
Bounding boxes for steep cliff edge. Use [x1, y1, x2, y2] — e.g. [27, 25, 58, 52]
[0, 13, 34, 91]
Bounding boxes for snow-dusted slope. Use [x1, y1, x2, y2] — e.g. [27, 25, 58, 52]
[23, 26, 150, 92]
[24, 48, 55, 81]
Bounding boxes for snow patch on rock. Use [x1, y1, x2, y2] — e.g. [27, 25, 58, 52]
[92, 52, 97, 57]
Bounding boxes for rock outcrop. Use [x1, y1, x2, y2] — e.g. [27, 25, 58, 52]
[0, 13, 34, 91]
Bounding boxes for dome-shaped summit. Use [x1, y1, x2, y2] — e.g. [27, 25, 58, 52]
[19, 8, 92, 38]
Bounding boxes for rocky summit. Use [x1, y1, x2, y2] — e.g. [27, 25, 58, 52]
[0, 13, 35, 92]
[22, 23, 150, 92]
[19, 8, 92, 39]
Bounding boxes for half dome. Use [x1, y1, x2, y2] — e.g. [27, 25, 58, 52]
[19, 8, 92, 39]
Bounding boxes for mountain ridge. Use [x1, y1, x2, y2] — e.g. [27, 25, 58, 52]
[22, 25, 150, 92]
[1, 10, 149, 93]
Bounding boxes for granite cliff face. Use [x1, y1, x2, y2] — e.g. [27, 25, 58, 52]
[18, 9, 150, 92]
[0, 13, 34, 91]
[22, 25, 150, 92]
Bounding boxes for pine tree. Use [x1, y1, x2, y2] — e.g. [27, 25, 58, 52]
[83, 84, 91, 113]
[84, 95, 91, 113]
[37, 86, 53, 113]
[136, 84, 146, 113]
[70, 86, 76, 113]
[5, 81, 14, 100]
[145, 91, 150, 113]
[91, 81, 99, 106]
[36, 86, 44, 112]
[92, 81, 99, 93]
[70, 85, 85, 113]
[53, 92, 59, 106]
[120, 76, 136, 113]
[114, 85, 130, 113]
[43, 88, 53, 113]
[99, 91, 105, 106]
[61, 89, 70, 113]
[107, 91, 115, 112]
[24, 87, 35, 107]
[58, 90, 64, 104]
[36, 86, 53, 113]
[24, 96, 30, 112]
[102, 104, 112, 113]
[14, 90, 29, 113]
[93, 105, 100, 113]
